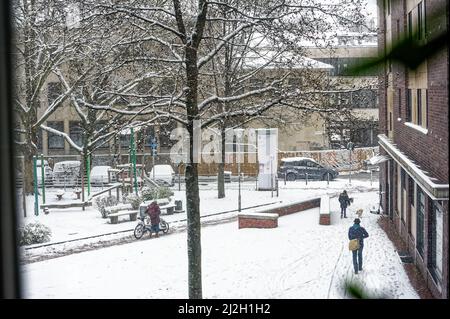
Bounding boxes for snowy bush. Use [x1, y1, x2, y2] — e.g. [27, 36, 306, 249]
[141, 186, 173, 201]
[156, 186, 174, 199]
[141, 187, 155, 201]
[126, 194, 143, 209]
[94, 195, 119, 218]
[18, 222, 51, 246]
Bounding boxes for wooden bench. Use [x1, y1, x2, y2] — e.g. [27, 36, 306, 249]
[160, 203, 176, 215]
[108, 210, 138, 224]
[319, 195, 330, 225]
[104, 203, 133, 215]
[40, 201, 92, 210]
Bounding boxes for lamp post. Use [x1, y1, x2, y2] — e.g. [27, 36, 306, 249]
[33, 155, 38, 216]
[236, 129, 244, 212]
[347, 141, 354, 185]
[40, 154, 45, 204]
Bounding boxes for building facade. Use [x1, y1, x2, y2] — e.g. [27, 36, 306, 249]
[378, 0, 448, 298]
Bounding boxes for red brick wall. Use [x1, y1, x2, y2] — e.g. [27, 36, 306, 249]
[238, 217, 278, 229]
[272, 198, 321, 217]
[378, 0, 449, 298]
[378, 0, 449, 184]
[319, 214, 330, 225]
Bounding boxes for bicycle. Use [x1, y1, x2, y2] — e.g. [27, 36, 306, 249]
[134, 215, 169, 239]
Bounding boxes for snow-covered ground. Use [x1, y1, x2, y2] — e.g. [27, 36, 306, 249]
[18, 178, 379, 252]
[21, 188, 418, 299]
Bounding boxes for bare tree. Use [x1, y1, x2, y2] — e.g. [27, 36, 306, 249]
[75, 0, 368, 298]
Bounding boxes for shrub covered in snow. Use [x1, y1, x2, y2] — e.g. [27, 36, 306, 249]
[94, 195, 119, 218]
[126, 194, 143, 209]
[18, 222, 52, 246]
[141, 186, 173, 201]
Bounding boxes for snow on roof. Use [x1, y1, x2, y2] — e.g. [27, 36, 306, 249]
[54, 161, 80, 166]
[119, 125, 144, 136]
[90, 166, 112, 176]
[150, 165, 174, 175]
[281, 157, 317, 163]
[242, 50, 334, 70]
[367, 154, 389, 165]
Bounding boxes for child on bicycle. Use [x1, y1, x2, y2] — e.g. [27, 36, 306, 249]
[146, 201, 161, 238]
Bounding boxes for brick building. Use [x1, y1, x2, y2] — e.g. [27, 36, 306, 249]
[377, 0, 448, 298]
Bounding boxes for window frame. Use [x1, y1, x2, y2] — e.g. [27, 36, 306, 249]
[47, 121, 65, 150]
[416, 188, 425, 257]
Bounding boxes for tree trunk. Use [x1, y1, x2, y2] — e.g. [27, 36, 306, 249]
[185, 45, 202, 299]
[217, 125, 226, 198]
[23, 151, 34, 195]
[184, 160, 202, 299]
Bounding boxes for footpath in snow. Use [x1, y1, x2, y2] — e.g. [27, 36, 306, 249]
[21, 185, 418, 299]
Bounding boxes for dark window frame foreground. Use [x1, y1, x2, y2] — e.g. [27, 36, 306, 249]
[0, 0, 22, 298]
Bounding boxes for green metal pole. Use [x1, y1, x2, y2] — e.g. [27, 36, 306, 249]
[87, 153, 91, 196]
[131, 128, 138, 195]
[33, 156, 38, 216]
[41, 154, 45, 204]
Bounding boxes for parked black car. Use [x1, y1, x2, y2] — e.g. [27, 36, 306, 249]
[277, 157, 339, 181]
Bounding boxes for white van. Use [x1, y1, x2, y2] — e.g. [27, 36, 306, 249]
[52, 161, 81, 187]
[149, 165, 175, 186]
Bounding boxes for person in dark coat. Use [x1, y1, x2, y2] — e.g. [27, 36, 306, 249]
[146, 201, 161, 238]
[338, 190, 351, 218]
[348, 218, 369, 274]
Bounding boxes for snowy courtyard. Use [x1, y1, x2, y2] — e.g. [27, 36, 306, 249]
[19, 177, 419, 299]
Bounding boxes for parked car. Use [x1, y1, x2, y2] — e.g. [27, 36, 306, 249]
[52, 161, 81, 187]
[90, 165, 116, 185]
[149, 164, 175, 186]
[278, 157, 338, 181]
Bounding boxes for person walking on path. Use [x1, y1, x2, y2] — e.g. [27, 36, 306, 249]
[146, 201, 161, 238]
[348, 218, 369, 274]
[339, 190, 351, 218]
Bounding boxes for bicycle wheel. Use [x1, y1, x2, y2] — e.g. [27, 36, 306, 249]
[134, 223, 145, 239]
[160, 220, 169, 234]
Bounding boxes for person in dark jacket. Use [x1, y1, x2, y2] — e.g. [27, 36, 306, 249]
[348, 218, 369, 274]
[338, 190, 351, 218]
[146, 201, 161, 238]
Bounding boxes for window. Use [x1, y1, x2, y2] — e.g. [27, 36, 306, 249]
[398, 89, 401, 115]
[429, 201, 443, 284]
[396, 20, 400, 41]
[408, 12, 413, 39]
[408, 178, 414, 206]
[95, 121, 109, 149]
[249, 78, 264, 91]
[389, 112, 393, 131]
[47, 82, 62, 105]
[47, 121, 65, 149]
[416, 188, 425, 257]
[406, 89, 412, 121]
[417, 1, 426, 40]
[120, 134, 130, 148]
[417, 89, 422, 126]
[425, 89, 429, 128]
[69, 121, 83, 147]
[36, 128, 43, 151]
[159, 79, 175, 95]
[306, 161, 319, 168]
[287, 78, 301, 91]
[417, 2, 423, 40]
[401, 169, 406, 221]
